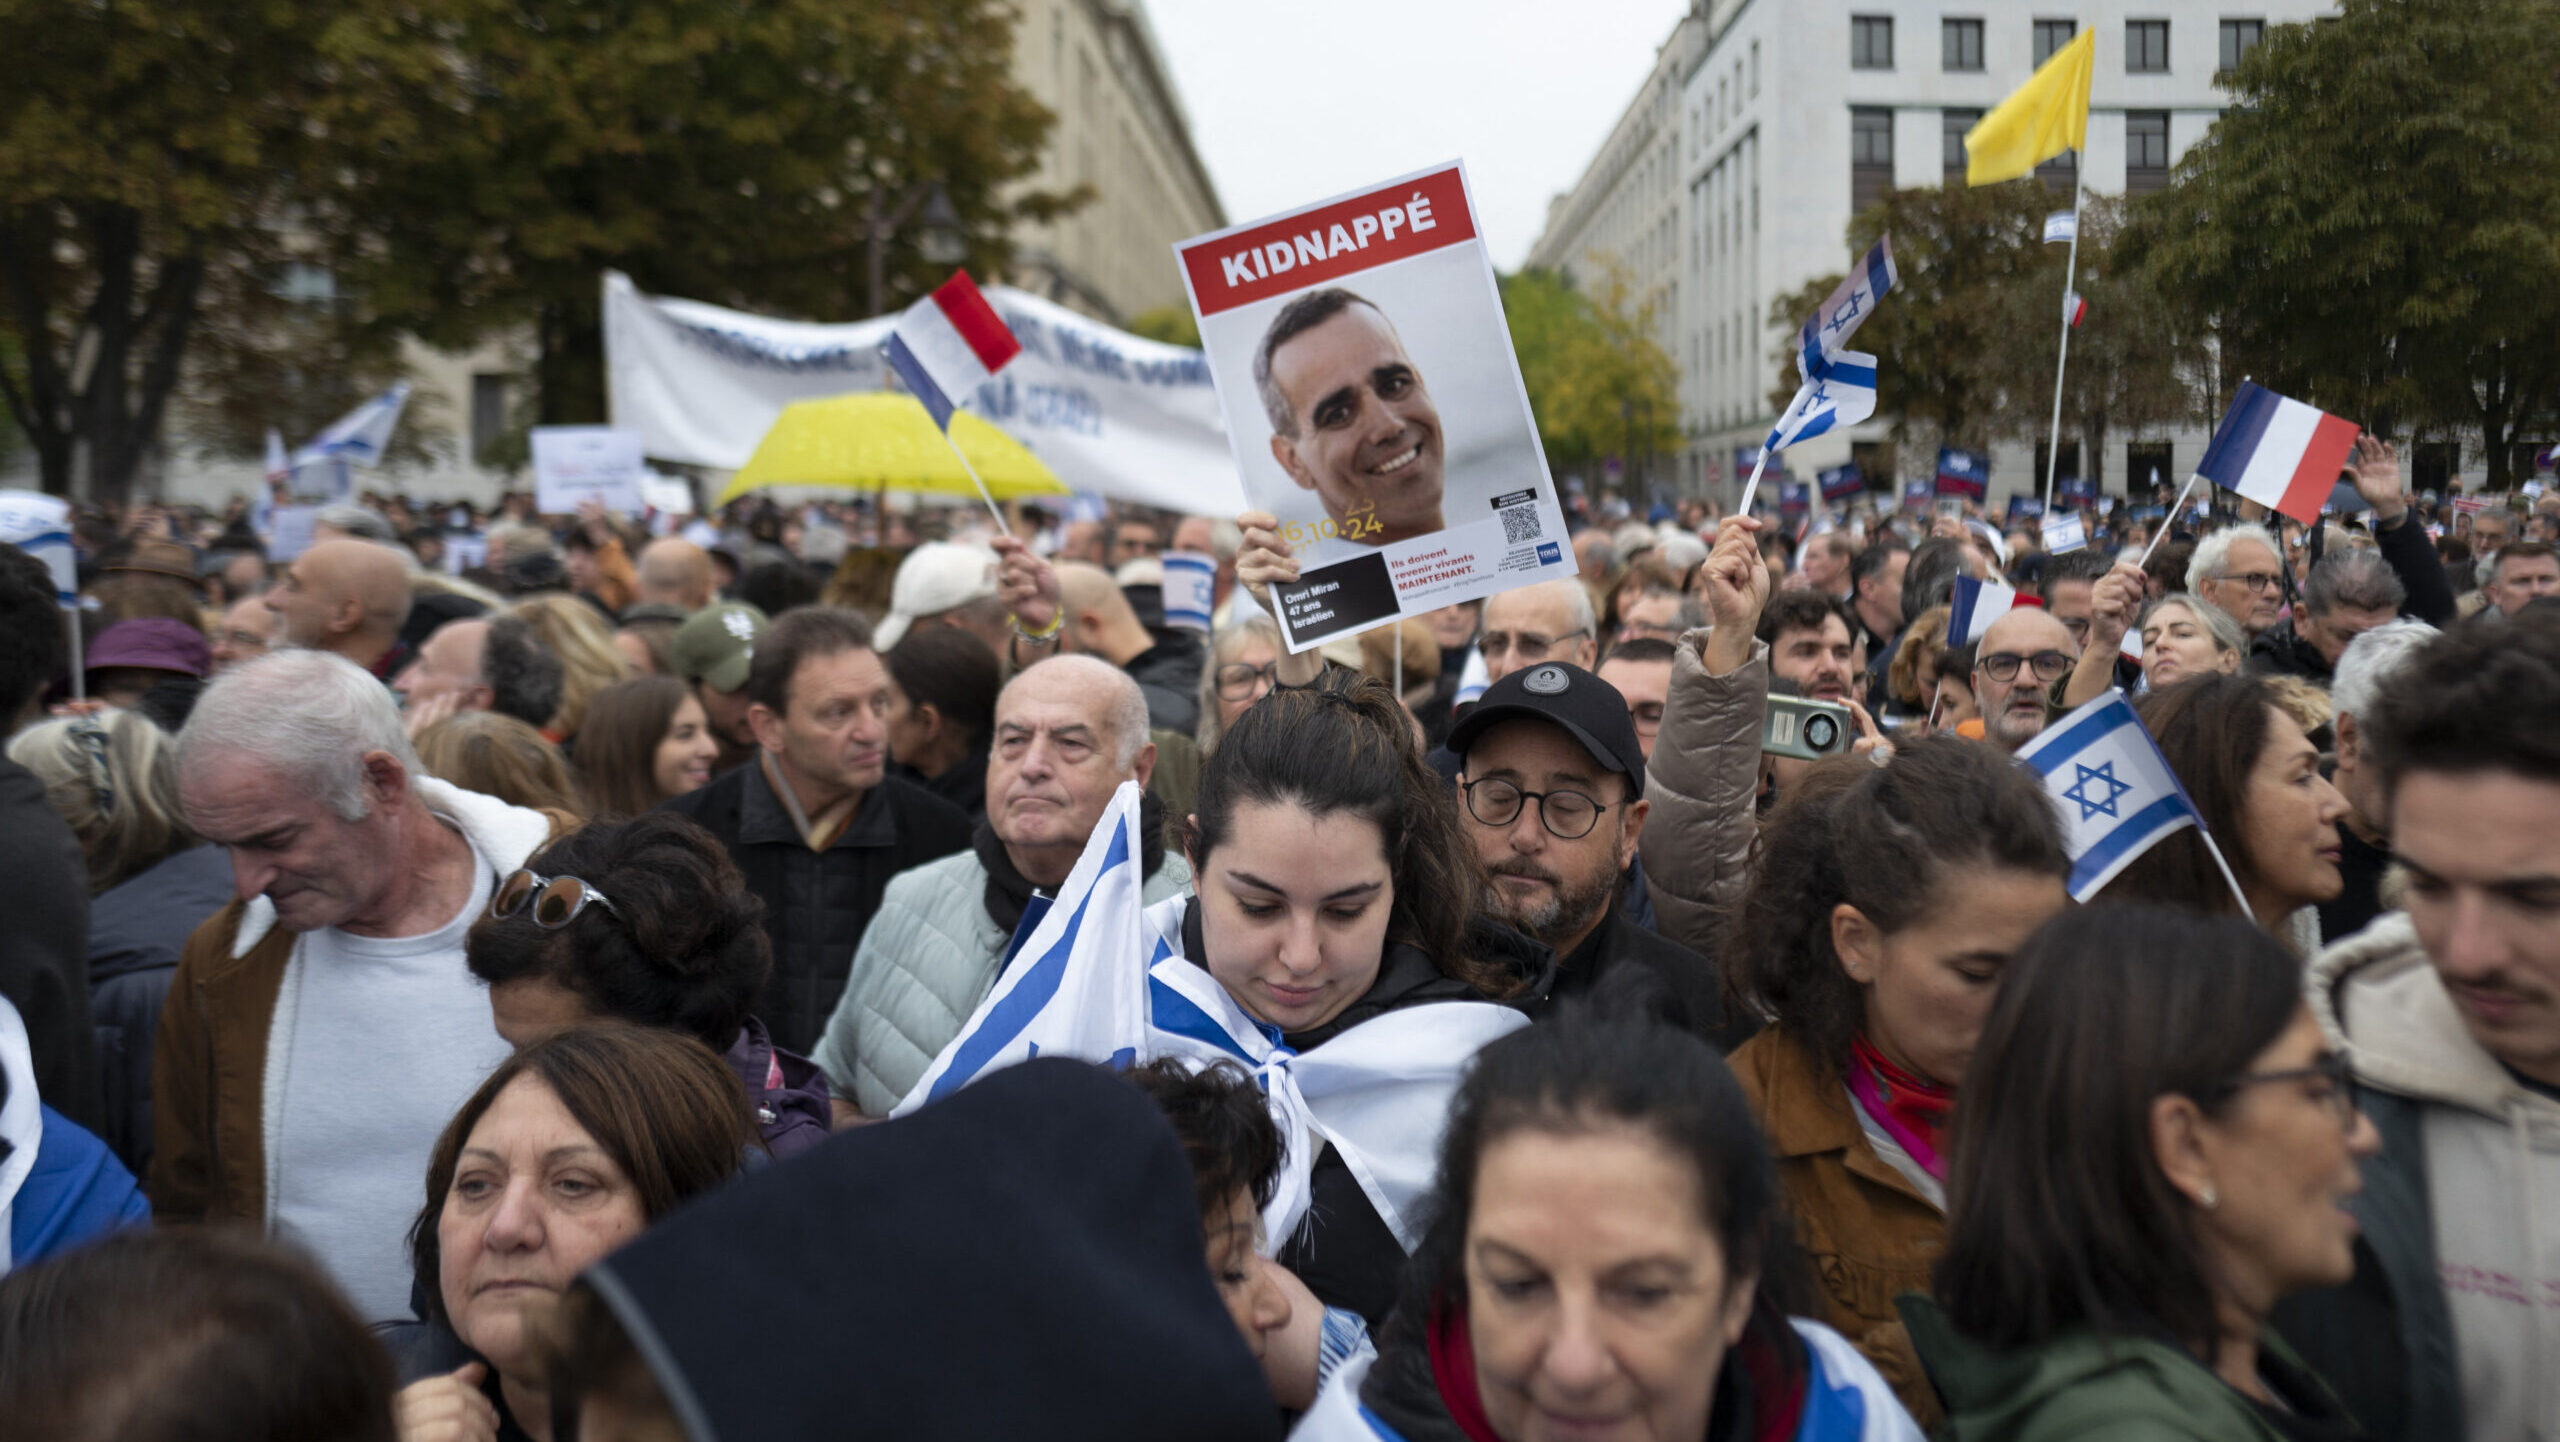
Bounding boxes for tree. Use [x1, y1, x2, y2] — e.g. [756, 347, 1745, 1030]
[0, 2, 348, 502]
[1126, 306, 1201, 348]
[1772, 185, 2208, 490]
[2125, 0, 2560, 488]
[322, 0, 1084, 431]
[1502, 264, 1679, 492]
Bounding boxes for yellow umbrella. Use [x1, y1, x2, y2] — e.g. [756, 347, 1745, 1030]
[713, 392, 1068, 507]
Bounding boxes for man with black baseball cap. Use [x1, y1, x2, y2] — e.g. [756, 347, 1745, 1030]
[1449, 661, 1749, 1050]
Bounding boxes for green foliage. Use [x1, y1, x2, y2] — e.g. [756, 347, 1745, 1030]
[2125, 0, 2560, 486]
[320, 0, 1080, 427]
[1502, 265, 1680, 489]
[0, 0, 1078, 501]
[1773, 184, 2209, 487]
[1126, 305, 1202, 348]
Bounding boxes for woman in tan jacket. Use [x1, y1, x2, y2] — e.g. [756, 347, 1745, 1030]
[1721, 736, 2071, 1426]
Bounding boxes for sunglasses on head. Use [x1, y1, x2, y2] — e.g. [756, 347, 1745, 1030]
[490, 869, 621, 929]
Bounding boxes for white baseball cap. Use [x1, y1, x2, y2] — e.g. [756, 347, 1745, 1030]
[876, 542, 1001, 651]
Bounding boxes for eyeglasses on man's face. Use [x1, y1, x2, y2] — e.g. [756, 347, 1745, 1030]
[2210, 571, 2284, 594]
[1975, 649, 2073, 683]
[1461, 776, 1617, 840]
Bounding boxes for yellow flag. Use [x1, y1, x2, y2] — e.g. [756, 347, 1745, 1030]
[1965, 28, 2095, 186]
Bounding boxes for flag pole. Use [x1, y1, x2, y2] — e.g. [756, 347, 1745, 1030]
[2198, 829, 2257, 919]
[2041, 174, 2086, 514]
[65, 608, 83, 703]
[934, 429, 1013, 536]
[2138, 474, 2201, 569]
[1738, 449, 1771, 518]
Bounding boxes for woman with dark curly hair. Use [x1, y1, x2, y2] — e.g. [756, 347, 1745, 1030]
[466, 811, 831, 1158]
[1719, 735, 2071, 1426]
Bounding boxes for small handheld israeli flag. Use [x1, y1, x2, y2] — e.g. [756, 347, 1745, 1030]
[2044, 210, 2078, 244]
[2014, 691, 2204, 901]
[1765, 350, 1878, 456]
[1161, 550, 1216, 632]
[1795, 236, 1897, 380]
[897, 782, 1154, 1110]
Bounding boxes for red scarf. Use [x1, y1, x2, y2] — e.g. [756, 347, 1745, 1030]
[1847, 1032, 1956, 1181]
[1424, 1296, 1808, 1442]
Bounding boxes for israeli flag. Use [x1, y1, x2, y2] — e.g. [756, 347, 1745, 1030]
[898, 779, 1530, 1254]
[1795, 236, 1898, 381]
[1765, 350, 1878, 454]
[898, 782, 1156, 1109]
[0, 491, 75, 605]
[2044, 210, 2078, 244]
[2014, 691, 2204, 900]
[293, 383, 412, 471]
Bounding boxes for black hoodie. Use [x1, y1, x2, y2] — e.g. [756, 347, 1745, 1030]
[581, 1057, 1281, 1442]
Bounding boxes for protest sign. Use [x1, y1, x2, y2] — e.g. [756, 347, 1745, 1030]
[268, 505, 320, 563]
[1175, 162, 1571, 652]
[1902, 479, 1933, 511]
[531, 426, 648, 515]
[604, 273, 1235, 517]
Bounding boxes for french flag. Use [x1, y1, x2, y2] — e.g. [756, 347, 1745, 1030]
[883, 271, 1023, 432]
[1946, 573, 2141, 661]
[1946, 574, 2036, 646]
[2196, 381, 2360, 525]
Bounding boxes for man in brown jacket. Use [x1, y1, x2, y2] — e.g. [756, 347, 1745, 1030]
[155, 651, 558, 1322]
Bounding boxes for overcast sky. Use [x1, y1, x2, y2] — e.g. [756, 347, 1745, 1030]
[1146, 0, 1692, 271]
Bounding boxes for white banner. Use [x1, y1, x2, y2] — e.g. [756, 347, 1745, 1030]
[602, 272, 1241, 517]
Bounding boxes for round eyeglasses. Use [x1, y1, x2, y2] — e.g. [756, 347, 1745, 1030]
[1462, 777, 1617, 840]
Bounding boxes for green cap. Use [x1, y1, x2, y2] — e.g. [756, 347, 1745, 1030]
[671, 603, 768, 693]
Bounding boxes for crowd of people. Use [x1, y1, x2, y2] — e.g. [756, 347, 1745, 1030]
[0, 454, 2553, 1442]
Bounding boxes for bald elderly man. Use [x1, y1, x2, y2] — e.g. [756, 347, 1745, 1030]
[265, 540, 414, 678]
[1054, 562, 1203, 734]
[632, 538, 716, 614]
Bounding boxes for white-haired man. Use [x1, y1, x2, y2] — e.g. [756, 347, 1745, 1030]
[1478, 577, 1598, 688]
[2318, 618, 2437, 942]
[155, 651, 558, 1321]
[813, 656, 1191, 1119]
[2187, 522, 2289, 641]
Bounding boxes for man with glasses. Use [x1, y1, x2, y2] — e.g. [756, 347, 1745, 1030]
[2187, 522, 2290, 641]
[1476, 578, 1596, 687]
[2277, 613, 2560, 1441]
[157, 649, 557, 1321]
[2247, 548, 2406, 686]
[1596, 638, 1675, 760]
[1970, 607, 2076, 754]
[1448, 662, 1744, 1049]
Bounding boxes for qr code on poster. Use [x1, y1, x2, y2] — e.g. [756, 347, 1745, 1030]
[1499, 504, 1542, 545]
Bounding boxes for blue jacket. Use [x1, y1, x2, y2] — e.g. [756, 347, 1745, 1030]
[6, 1104, 150, 1274]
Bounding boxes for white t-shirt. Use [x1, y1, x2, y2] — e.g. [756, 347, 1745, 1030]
[267, 839, 509, 1323]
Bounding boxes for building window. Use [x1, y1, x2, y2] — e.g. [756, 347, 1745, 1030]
[470, 374, 510, 466]
[1852, 16, 1894, 69]
[1943, 18, 1985, 71]
[1750, 39, 1760, 95]
[2034, 19, 2078, 65]
[2125, 111, 2170, 193]
[2036, 149, 2078, 194]
[2126, 20, 2170, 72]
[2034, 440, 2085, 486]
[2413, 441, 2460, 492]
[2126, 441, 2175, 493]
[1943, 109, 1983, 183]
[1851, 108, 1894, 213]
[2219, 18, 2265, 77]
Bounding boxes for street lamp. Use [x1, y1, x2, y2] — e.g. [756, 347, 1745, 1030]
[866, 180, 969, 316]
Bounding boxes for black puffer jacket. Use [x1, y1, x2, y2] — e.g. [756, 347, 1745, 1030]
[662, 761, 971, 1054]
[86, 845, 234, 1177]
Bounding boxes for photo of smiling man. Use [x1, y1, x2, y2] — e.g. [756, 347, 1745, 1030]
[1254, 288, 1444, 547]
[1180, 163, 1572, 652]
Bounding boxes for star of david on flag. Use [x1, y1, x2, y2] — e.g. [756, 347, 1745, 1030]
[2014, 691, 2205, 901]
[1765, 350, 1878, 454]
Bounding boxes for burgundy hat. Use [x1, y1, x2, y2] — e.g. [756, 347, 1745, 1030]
[85, 618, 211, 679]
